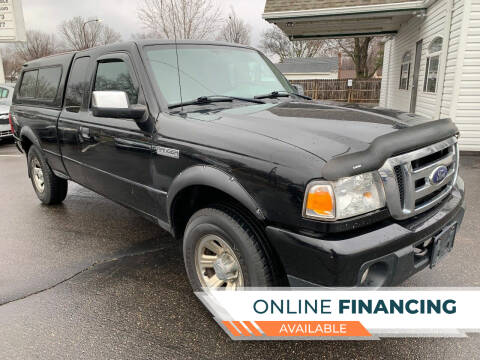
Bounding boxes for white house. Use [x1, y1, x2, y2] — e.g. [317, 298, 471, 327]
[263, 0, 480, 151]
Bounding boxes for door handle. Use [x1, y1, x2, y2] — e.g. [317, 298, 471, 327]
[80, 126, 90, 139]
[114, 138, 152, 152]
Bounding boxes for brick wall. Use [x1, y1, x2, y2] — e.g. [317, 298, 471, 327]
[264, 0, 418, 13]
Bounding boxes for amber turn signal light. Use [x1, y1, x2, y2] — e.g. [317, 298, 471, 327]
[304, 183, 335, 219]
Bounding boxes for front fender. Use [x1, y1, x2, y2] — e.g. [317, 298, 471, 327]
[167, 165, 266, 224]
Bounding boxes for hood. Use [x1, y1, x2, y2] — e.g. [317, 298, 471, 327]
[186, 101, 435, 162]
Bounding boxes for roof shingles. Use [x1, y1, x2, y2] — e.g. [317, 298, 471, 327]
[264, 0, 418, 13]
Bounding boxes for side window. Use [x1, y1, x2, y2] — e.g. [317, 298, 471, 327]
[424, 37, 443, 93]
[0, 88, 8, 98]
[18, 67, 62, 103]
[65, 57, 91, 113]
[94, 60, 138, 105]
[19, 70, 38, 98]
[399, 52, 411, 90]
[37, 67, 62, 101]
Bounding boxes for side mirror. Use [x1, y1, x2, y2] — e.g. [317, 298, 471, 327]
[92, 91, 146, 120]
[291, 84, 305, 96]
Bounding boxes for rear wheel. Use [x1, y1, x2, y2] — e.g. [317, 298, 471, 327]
[183, 206, 274, 291]
[28, 145, 68, 205]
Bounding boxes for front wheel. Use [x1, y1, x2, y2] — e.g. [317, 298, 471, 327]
[28, 145, 68, 205]
[183, 206, 274, 291]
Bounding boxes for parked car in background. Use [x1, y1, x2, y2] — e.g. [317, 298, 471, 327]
[10, 41, 465, 291]
[0, 84, 14, 141]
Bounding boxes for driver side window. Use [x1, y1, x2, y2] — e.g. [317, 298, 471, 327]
[94, 60, 138, 105]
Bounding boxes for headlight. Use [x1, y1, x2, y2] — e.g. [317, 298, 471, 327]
[303, 171, 386, 221]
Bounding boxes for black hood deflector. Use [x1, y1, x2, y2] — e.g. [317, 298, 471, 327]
[321, 118, 459, 181]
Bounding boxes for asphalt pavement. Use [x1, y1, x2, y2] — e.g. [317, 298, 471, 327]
[0, 139, 479, 359]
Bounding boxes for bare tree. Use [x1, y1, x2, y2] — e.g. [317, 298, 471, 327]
[131, 32, 157, 40]
[137, 0, 222, 40]
[217, 9, 250, 45]
[59, 16, 121, 51]
[15, 30, 58, 62]
[260, 26, 327, 62]
[330, 37, 384, 78]
[101, 26, 122, 46]
[1, 46, 22, 82]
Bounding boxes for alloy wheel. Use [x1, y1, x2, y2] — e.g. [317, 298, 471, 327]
[195, 234, 244, 290]
[31, 158, 45, 193]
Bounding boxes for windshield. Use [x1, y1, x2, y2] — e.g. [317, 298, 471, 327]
[144, 44, 293, 106]
[0, 87, 11, 106]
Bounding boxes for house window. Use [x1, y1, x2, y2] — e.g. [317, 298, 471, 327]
[424, 37, 443, 93]
[399, 52, 411, 90]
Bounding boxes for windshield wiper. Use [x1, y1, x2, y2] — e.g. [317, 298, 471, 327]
[254, 91, 312, 100]
[290, 92, 312, 100]
[168, 95, 265, 109]
[254, 91, 290, 100]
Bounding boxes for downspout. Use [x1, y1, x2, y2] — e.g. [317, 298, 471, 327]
[384, 37, 393, 108]
[436, 0, 455, 118]
[450, 0, 471, 122]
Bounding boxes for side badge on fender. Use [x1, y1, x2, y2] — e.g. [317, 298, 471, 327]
[155, 146, 180, 159]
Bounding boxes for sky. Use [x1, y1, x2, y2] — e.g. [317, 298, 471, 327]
[20, 0, 272, 47]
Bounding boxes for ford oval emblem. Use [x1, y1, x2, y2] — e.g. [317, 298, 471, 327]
[430, 165, 448, 185]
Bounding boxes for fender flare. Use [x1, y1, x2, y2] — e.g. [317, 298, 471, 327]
[19, 127, 42, 178]
[19, 126, 41, 150]
[166, 165, 266, 225]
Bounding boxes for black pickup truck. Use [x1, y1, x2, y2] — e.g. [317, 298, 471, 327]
[10, 40, 465, 290]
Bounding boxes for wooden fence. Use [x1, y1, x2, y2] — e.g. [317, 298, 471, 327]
[290, 79, 382, 104]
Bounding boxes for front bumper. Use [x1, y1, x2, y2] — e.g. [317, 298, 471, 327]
[0, 124, 12, 138]
[266, 177, 466, 287]
[0, 130, 13, 138]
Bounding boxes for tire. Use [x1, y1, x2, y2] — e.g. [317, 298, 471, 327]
[27, 145, 68, 205]
[183, 206, 274, 291]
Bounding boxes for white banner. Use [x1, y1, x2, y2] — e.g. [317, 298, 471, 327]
[196, 288, 480, 340]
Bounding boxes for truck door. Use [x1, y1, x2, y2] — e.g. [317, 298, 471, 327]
[58, 52, 160, 218]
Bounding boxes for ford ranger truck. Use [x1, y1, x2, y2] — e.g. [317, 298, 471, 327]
[10, 41, 465, 290]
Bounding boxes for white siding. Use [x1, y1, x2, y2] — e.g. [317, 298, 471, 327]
[381, 0, 480, 150]
[380, 0, 452, 117]
[450, 0, 480, 151]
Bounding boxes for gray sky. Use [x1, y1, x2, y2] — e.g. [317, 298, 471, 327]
[21, 0, 271, 47]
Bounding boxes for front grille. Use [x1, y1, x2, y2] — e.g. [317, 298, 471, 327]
[0, 130, 12, 137]
[379, 137, 459, 220]
[394, 165, 405, 207]
[0, 117, 9, 125]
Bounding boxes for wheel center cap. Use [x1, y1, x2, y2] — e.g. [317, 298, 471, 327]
[213, 253, 238, 281]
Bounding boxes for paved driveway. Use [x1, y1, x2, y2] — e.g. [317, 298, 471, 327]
[0, 141, 479, 359]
